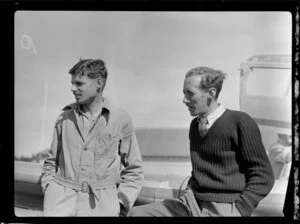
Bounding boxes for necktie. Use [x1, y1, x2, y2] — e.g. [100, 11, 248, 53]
[198, 116, 208, 137]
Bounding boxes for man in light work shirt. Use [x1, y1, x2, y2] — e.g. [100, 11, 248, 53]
[41, 59, 144, 216]
[128, 66, 274, 217]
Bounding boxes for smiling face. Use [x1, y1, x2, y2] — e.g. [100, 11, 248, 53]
[183, 75, 209, 117]
[71, 74, 101, 105]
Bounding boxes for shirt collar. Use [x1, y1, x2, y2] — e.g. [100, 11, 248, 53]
[206, 103, 225, 125]
[61, 97, 112, 115]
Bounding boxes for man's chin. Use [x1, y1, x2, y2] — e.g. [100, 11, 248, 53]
[76, 100, 86, 105]
[189, 111, 197, 117]
[77, 99, 92, 106]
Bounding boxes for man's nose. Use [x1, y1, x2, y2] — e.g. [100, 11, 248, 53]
[71, 85, 77, 92]
[183, 96, 190, 104]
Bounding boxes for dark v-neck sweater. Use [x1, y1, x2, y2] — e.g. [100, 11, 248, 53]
[187, 109, 275, 216]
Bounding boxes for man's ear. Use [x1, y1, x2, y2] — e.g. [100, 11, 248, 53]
[96, 78, 103, 88]
[96, 78, 104, 93]
[206, 88, 216, 107]
[208, 88, 216, 99]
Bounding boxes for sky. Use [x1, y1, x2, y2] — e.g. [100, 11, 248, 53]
[14, 11, 292, 156]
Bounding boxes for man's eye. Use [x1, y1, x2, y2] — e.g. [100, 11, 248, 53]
[183, 90, 194, 98]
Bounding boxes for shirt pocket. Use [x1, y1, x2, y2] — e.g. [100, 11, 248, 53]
[95, 133, 119, 159]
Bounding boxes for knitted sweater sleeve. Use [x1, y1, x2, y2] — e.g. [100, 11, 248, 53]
[235, 112, 275, 216]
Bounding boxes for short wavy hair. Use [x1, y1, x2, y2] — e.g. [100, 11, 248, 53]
[185, 66, 227, 99]
[69, 58, 108, 87]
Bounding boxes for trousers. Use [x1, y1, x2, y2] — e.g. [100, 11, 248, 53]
[43, 181, 120, 216]
[127, 189, 242, 217]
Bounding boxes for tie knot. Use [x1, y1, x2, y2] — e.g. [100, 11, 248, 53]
[197, 116, 208, 138]
[197, 116, 208, 125]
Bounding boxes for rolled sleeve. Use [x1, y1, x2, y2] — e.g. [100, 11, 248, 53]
[269, 144, 292, 164]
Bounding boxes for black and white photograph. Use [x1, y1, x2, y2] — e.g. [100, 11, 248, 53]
[13, 8, 297, 219]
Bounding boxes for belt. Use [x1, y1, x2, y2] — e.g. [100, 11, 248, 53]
[53, 174, 116, 201]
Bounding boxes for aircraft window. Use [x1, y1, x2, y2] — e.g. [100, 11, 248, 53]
[245, 68, 291, 98]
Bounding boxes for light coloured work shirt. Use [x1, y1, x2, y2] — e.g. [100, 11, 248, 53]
[41, 98, 144, 210]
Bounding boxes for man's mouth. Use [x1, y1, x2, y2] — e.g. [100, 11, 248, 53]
[188, 106, 194, 112]
[74, 94, 81, 100]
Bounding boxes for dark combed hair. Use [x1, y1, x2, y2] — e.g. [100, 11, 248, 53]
[69, 59, 108, 85]
[185, 66, 227, 99]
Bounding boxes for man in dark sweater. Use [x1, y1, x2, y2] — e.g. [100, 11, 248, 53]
[127, 66, 275, 217]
